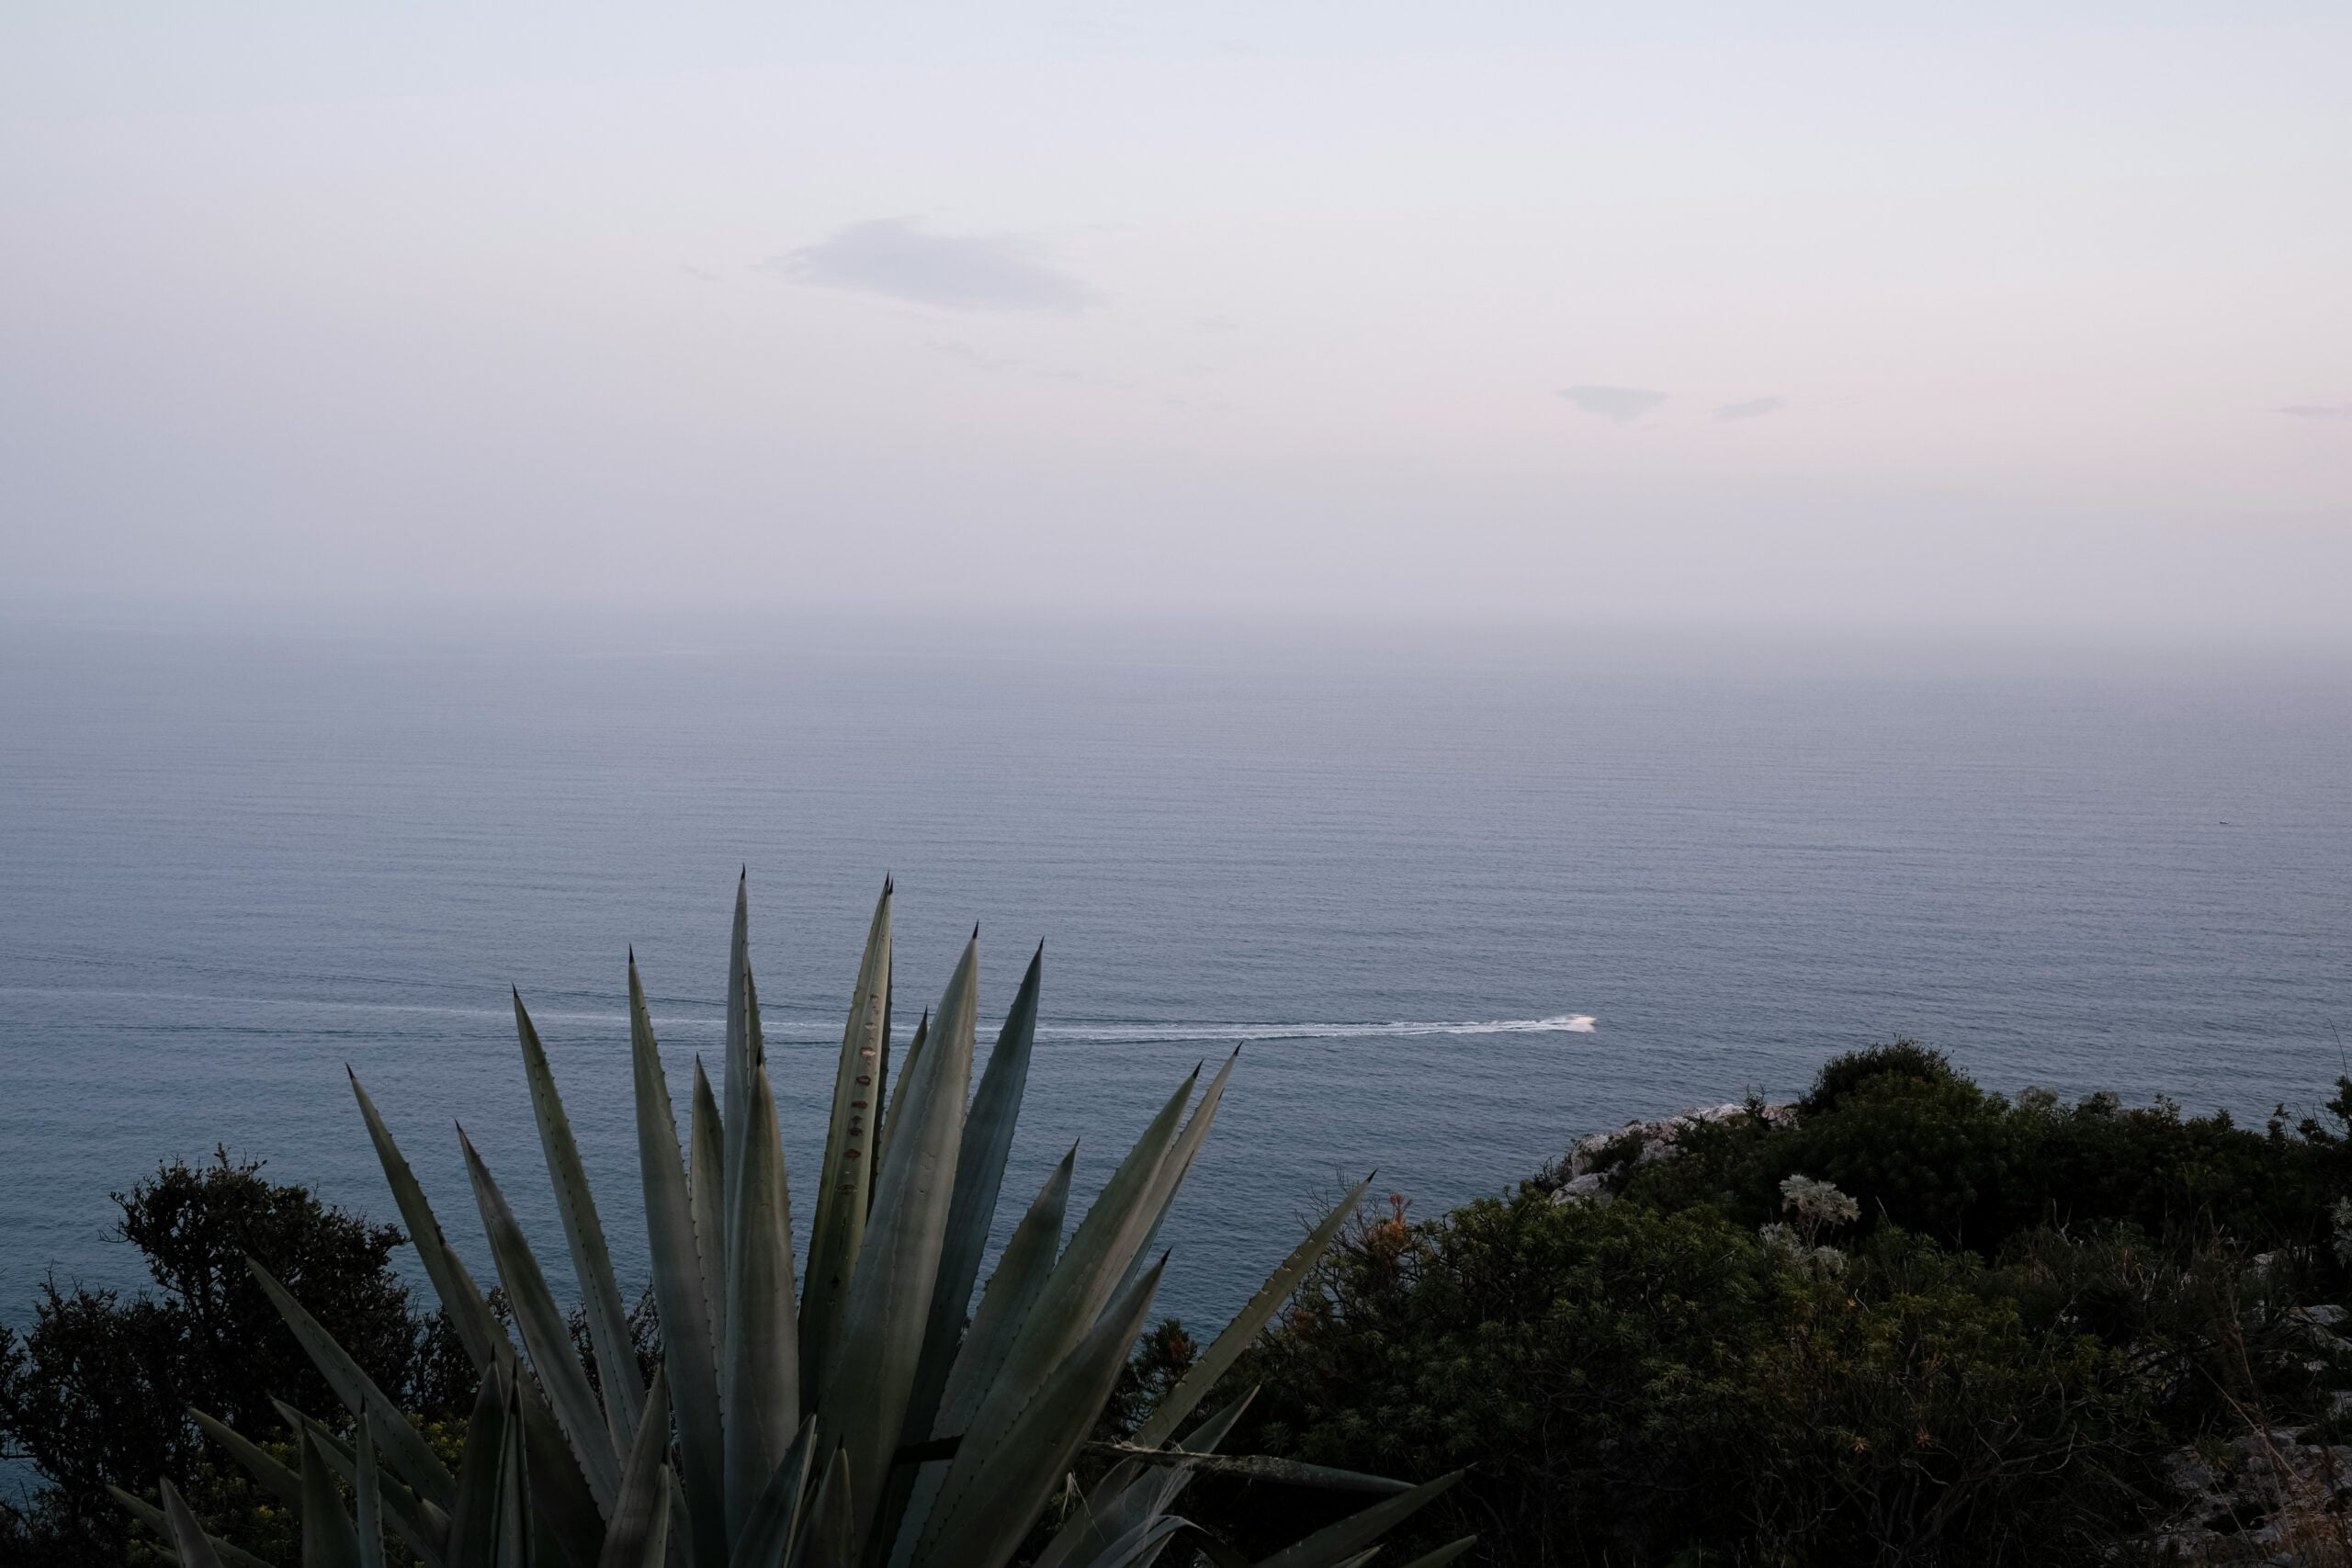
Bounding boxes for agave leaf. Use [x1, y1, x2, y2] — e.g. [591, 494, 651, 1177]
[356, 1409, 387, 1568]
[598, 1365, 673, 1568]
[452, 1370, 542, 1568]
[246, 1259, 459, 1509]
[1031, 1390, 1257, 1568]
[868, 964, 892, 1213]
[803, 878, 893, 1397]
[640, 1472, 675, 1568]
[866, 947, 1043, 1556]
[726, 1416, 815, 1568]
[1389, 1540, 1476, 1568]
[822, 935, 977, 1556]
[1251, 1472, 1463, 1568]
[729, 944, 780, 1330]
[933, 1145, 1074, 1433]
[888, 1145, 1075, 1568]
[514, 990, 644, 1450]
[301, 1427, 364, 1568]
[788, 1447, 854, 1568]
[725, 1054, 802, 1542]
[909, 947, 1042, 1420]
[1086, 1448, 1410, 1495]
[691, 1056, 729, 1359]
[722, 872, 756, 1265]
[1005, 1066, 1193, 1348]
[876, 1010, 928, 1169]
[630, 955, 729, 1568]
[496, 1377, 533, 1568]
[1083, 1514, 1190, 1568]
[1132, 1176, 1374, 1450]
[157, 1476, 229, 1568]
[271, 1402, 450, 1566]
[1172, 1390, 1254, 1454]
[445, 1366, 515, 1568]
[348, 1071, 505, 1371]
[933, 1068, 1197, 1539]
[112, 1483, 271, 1568]
[517, 1384, 607, 1568]
[914, 1256, 1167, 1568]
[347, 1230, 597, 1568]
[188, 1407, 299, 1506]
[459, 1128, 624, 1511]
[1116, 1050, 1238, 1296]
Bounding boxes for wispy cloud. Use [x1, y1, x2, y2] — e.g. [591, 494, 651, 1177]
[1558, 385, 1668, 422]
[766, 218, 1101, 313]
[921, 336, 1129, 391]
[1715, 396, 1783, 422]
[2274, 402, 2352, 421]
[923, 338, 1016, 373]
[678, 264, 721, 283]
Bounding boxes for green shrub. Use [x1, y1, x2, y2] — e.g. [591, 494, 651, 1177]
[0, 1150, 453, 1567]
[1235, 1055, 2352, 1567]
[1737, 1240, 2157, 1566]
[1772, 1069, 2030, 1248]
[1798, 1040, 1963, 1115]
[1232, 1184, 2183, 1567]
[1236, 1190, 1789, 1565]
[1621, 1049, 2352, 1263]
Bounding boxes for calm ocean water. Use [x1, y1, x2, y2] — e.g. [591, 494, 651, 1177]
[2, 615, 2347, 1336]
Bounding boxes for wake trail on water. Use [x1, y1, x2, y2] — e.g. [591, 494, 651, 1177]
[1, 985, 1596, 1043]
[1039, 1015, 1598, 1043]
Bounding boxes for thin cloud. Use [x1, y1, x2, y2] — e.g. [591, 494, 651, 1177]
[1715, 396, 1784, 422]
[2274, 402, 2352, 421]
[1559, 385, 1668, 422]
[921, 336, 1128, 391]
[767, 218, 1101, 313]
[923, 338, 1015, 373]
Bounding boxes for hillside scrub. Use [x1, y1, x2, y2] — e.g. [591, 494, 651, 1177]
[17, 1046, 2352, 1566]
[0, 1150, 476, 1566]
[1591, 1042, 2352, 1256]
[1227, 1047, 2352, 1567]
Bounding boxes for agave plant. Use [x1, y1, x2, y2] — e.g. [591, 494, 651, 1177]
[125, 877, 1475, 1568]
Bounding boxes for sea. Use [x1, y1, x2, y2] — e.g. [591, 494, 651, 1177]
[3, 612, 2348, 1340]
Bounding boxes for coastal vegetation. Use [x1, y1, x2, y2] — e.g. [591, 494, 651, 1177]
[4, 880, 1466, 1568]
[8, 950, 2352, 1564]
[1227, 1043, 2352, 1565]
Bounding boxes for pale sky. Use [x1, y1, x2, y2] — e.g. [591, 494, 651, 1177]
[4, 2, 2347, 635]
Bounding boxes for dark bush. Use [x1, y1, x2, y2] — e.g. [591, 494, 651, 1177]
[1771, 1068, 2029, 1248]
[0, 1150, 457, 1568]
[1227, 1186, 2178, 1567]
[1621, 1050, 2352, 1263]
[1232, 1190, 1790, 1564]
[1736, 1232, 2159, 1566]
[1800, 1039, 1963, 1115]
[1228, 1055, 2352, 1568]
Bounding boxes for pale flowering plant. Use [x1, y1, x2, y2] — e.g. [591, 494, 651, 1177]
[1761, 1174, 1860, 1279]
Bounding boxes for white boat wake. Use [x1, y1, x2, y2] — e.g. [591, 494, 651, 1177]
[1040, 1014, 1596, 1043]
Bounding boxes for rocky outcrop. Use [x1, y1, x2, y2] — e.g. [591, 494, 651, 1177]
[2142, 1307, 2352, 1565]
[1547, 1101, 1794, 1203]
[2146, 1426, 2352, 1564]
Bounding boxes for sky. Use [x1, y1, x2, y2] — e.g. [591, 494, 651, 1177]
[3, 2, 2347, 636]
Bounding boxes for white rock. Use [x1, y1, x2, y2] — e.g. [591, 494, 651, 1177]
[1560, 1102, 1795, 1181]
